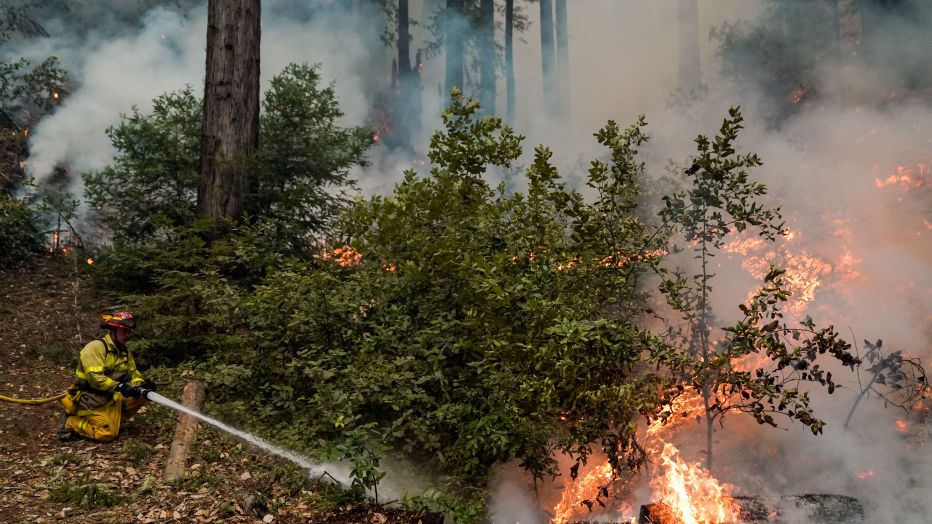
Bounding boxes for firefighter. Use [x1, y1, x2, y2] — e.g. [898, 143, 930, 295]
[59, 311, 156, 442]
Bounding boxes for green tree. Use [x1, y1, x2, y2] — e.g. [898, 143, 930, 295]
[197, 91, 677, 518]
[84, 64, 370, 248]
[657, 107, 859, 470]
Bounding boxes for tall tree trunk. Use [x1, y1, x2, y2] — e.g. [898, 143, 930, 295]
[505, 0, 515, 125]
[197, 0, 261, 220]
[478, 0, 495, 114]
[396, 0, 421, 147]
[555, 0, 569, 122]
[444, 0, 465, 95]
[677, 0, 701, 92]
[540, 0, 556, 115]
[398, 0, 411, 75]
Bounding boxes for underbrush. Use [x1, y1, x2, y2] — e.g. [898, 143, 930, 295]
[48, 473, 128, 509]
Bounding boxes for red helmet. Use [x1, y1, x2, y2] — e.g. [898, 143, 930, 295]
[101, 311, 137, 331]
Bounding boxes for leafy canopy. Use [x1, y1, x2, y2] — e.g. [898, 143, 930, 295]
[84, 63, 370, 248]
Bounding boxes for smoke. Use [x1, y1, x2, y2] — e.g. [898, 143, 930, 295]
[7, 0, 932, 520]
[486, 1, 932, 522]
[15, 0, 387, 193]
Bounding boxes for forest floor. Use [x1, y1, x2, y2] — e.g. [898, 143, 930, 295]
[0, 255, 439, 523]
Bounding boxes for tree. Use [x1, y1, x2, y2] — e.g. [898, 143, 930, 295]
[554, 0, 569, 121]
[505, 0, 516, 125]
[84, 65, 370, 249]
[394, 0, 422, 147]
[197, 0, 261, 220]
[444, 0, 466, 94]
[539, 0, 556, 116]
[477, 0, 495, 114]
[657, 108, 859, 470]
[197, 92, 678, 519]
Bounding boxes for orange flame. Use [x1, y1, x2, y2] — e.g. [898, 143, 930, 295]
[874, 163, 927, 192]
[321, 246, 363, 267]
[650, 443, 740, 524]
[86, 257, 95, 265]
[550, 462, 616, 524]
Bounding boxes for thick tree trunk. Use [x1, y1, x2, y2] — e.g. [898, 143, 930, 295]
[197, 0, 261, 220]
[478, 0, 495, 114]
[555, 0, 569, 122]
[505, 0, 515, 125]
[444, 0, 465, 95]
[163, 380, 207, 482]
[539, 0, 556, 115]
[677, 0, 701, 92]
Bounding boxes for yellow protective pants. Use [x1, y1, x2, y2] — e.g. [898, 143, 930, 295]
[64, 394, 147, 442]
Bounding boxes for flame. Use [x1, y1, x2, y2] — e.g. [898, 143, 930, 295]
[86, 257, 95, 265]
[650, 443, 740, 524]
[790, 88, 806, 105]
[321, 246, 363, 267]
[23, 127, 29, 137]
[856, 469, 875, 480]
[895, 419, 908, 433]
[550, 462, 616, 524]
[647, 393, 705, 437]
[874, 163, 927, 192]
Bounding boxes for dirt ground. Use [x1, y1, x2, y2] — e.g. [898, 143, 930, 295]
[0, 255, 440, 523]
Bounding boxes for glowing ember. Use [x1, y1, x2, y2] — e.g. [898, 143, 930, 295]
[895, 419, 908, 433]
[86, 257, 95, 265]
[650, 443, 740, 524]
[855, 469, 875, 480]
[790, 88, 806, 105]
[321, 246, 363, 267]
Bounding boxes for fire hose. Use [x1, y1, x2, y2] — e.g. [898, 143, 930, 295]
[0, 391, 67, 405]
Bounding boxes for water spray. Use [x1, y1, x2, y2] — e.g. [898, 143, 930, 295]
[141, 389, 350, 484]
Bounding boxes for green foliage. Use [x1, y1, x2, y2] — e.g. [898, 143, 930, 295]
[48, 473, 126, 509]
[255, 63, 371, 243]
[121, 439, 154, 468]
[84, 88, 201, 242]
[84, 63, 370, 248]
[195, 91, 674, 518]
[0, 193, 44, 264]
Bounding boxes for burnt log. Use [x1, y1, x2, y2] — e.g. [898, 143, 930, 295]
[638, 494, 863, 523]
[638, 503, 678, 524]
[778, 494, 864, 523]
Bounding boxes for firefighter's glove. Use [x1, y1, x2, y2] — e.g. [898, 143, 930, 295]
[116, 382, 142, 397]
[141, 378, 158, 392]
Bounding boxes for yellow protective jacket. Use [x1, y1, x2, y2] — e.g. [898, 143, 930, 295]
[71, 333, 144, 411]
